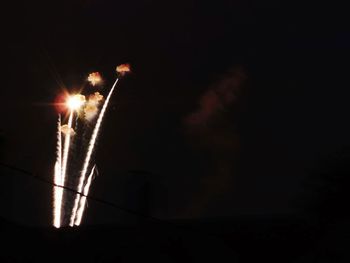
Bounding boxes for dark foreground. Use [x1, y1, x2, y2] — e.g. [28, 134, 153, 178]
[1, 215, 349, 262]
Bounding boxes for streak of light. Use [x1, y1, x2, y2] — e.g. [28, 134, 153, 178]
[74, 165, 95, 226]
[70, 78, 119, 226]
[59, 111, 74, 225]
[53, 114, 62, 228]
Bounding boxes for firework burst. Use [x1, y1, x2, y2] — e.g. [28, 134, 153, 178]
[52, 65, 129, 228]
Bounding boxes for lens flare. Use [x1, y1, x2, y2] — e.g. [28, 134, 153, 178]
[66, 94, 86, 111]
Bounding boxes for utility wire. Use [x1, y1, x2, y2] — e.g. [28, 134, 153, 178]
[0, 162, 220, 238]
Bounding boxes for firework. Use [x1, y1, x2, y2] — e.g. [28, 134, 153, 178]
[116, 63, 131, 76]
[59, 111, 74, 223]
[74, 165, 96, 226]
[53, 114, 62, 228]
[87, 72, 102, 86]
[70, 77, 119, 226]
[52, 65, 129, 228]
[67, 94, 86, 110]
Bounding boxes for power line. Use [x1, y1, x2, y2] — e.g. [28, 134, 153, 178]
[0, 162, 154, 219]
[0, 162, 220, 238]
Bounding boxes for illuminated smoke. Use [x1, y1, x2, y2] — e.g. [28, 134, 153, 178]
[87, 72, 102, 86]
[84, 104, 98, 121]
[83, 92, 104, 121]
[60, 124, 76, 136]
[53, 114, 62, 228]
[74, 165, 95, 226]
[89, 92, 103, 103]
[183, 68, 246, 217]
[70, 78, 119, 226]
[186, 68, 245, 126]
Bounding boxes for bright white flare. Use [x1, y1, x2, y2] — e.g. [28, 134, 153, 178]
[74, 165, 95, 226]
[53, 115, 62, 228]
[70, 78, 119, 226]
[67, 94, 86, 111]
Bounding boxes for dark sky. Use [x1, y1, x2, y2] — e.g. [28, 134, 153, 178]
[1, 1, 349, 226]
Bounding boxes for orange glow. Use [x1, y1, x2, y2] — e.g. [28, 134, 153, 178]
[116, 63, 131, 76]
[87, 72, 102, 86]
[88, 92, 103, 103]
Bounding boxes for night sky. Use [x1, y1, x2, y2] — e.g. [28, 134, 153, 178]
[1, 1, 349, 226]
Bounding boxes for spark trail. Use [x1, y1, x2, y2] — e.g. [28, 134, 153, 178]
[59, 111, 74, 224]
[53, 114, 62, 228]
[70, 78, 119, 226]
[74, 165, 95, 226]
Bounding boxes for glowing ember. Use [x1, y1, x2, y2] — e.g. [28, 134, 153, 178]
[116, 63, 131, 76]
[87, 72, 102, 86]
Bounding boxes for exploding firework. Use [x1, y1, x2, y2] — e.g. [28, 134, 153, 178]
[116, 63, 131, 76]
[52, 65, 129, 228]
[87, 72, 102, 86]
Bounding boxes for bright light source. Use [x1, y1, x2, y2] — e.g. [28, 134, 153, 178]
[66, 94, 85, 111]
